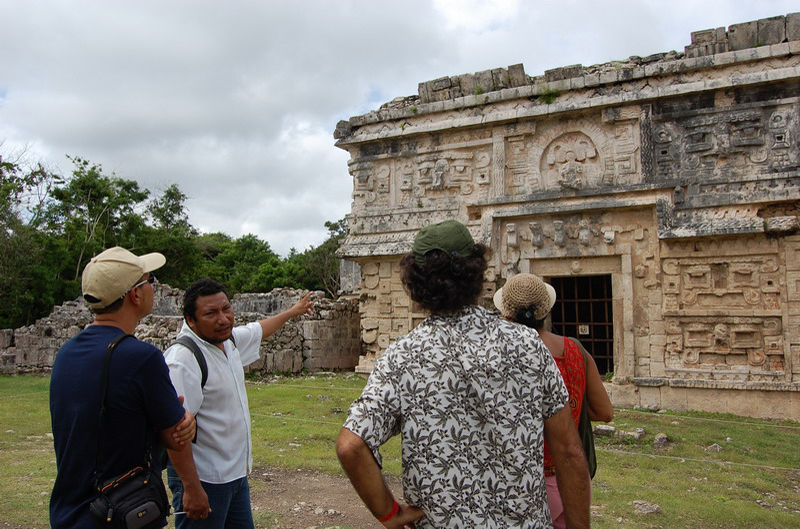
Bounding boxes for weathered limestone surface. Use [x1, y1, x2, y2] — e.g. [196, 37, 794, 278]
[334, 13, 800, 419]
[0, 285, 361, 375]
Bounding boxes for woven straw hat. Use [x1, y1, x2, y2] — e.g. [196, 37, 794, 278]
[493, 273, 556, 320]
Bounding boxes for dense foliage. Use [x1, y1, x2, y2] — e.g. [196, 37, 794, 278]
[0, 153, 346, 329]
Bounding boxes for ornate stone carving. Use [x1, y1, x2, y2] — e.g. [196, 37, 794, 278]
[651, 104, 798, 180]
[350, 160, 375, 205]
[415, 151, 482, 198]
[554, 220, 567, 247]
[663, 255, 780, 311]
[530, 222, 544, 247]
[335, 30, 800, 416]
[578, 220, 592, 245]
[665, 316, 784, 378]
[543, 132, 599, 190]
[505, 135, 533, 195]
[611, 122, 639, 183]
[506, 223, 518, 248]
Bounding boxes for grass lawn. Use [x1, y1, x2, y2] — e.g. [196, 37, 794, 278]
[1, 373, 799, 528]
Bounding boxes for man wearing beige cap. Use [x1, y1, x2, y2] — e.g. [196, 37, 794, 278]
[337, 220, 590, 528]
[49, 246, 196, 528]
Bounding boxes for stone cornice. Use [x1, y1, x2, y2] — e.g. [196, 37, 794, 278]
[335, 25, 800, 148]
[629, 376, 800, 392]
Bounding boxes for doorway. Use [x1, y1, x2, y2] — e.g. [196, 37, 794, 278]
[549, 275, 614, 375]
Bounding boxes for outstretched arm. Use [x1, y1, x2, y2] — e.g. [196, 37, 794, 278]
[336, 428, 425, 528]
[259, 292, 315, 338]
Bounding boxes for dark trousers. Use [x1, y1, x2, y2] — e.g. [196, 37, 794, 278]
[167, 463, 254, 529]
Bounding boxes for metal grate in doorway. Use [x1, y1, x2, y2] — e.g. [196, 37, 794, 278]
[549, 275, 613, 375]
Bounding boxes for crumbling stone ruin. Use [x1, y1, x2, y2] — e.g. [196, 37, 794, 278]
[0, 285, 362, 375]
[334, 13, 800, 420]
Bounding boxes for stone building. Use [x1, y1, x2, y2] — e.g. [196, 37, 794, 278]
[334, 14, 800, 420]
[0, 286, 362, 375]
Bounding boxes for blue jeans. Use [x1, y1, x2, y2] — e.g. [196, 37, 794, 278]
[167, 464, 254, 529]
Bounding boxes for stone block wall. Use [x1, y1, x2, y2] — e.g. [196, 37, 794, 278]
[2, 301, 95, 371]
[333, 12, 800, 420]
[0, 285, 361, 375]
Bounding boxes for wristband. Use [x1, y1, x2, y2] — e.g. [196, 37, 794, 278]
[377, 499, 400, 523]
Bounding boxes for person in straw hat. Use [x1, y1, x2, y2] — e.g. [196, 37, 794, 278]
[495, 273, 613, 529]
[337, 220, 590, 528]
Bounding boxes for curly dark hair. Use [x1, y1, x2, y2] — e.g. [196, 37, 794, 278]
[400, 244, 489, 314]
[183, 278, 230, 320]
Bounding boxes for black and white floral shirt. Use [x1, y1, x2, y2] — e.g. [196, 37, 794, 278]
[344, 305, 568, 528]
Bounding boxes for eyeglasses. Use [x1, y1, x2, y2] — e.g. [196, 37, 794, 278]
[120, 274, 157, 299]
[132, 274, 157, 289]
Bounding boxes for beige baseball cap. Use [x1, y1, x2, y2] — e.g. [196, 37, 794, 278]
[493, 273, 557, 320]
[81, 246, 166, 309]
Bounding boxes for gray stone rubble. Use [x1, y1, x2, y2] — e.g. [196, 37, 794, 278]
[0, 284, 362, 375]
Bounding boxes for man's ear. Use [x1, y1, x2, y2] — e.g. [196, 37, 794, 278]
[185, 316, 197, 333]
[128, 285, 143, 307]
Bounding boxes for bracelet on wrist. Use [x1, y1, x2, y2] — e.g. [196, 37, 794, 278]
[377, 499, 400, 523]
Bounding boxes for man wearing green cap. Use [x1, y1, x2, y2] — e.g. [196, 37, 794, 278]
[337, 220, 590, 528]
[49, 246, 197, 528]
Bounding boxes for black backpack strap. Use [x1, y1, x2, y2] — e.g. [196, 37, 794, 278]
[162, 335, 208, 462]
[94, 333, 134, 486]
[173, 336, 208, 389]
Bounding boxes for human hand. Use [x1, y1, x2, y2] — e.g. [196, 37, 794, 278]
[290, 292, 314, 317]
[381, 502, 425, 528]
[172, 397, 196, 445]
[182, 483, 211, 520]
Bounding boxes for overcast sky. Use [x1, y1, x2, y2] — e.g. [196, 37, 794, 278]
[1, 1, 796, 256]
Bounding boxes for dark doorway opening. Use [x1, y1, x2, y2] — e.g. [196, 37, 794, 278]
[549, 275, 614, 375]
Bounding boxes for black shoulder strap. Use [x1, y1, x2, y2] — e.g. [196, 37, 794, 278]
[94, 333, 134, 485]
[173, 336, 208, 389]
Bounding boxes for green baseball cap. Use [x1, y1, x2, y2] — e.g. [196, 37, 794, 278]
[412, 220, 475, 264]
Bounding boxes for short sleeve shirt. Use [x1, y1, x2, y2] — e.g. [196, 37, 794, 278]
[344, 305, 568, 528]
[164, 321, 262, 483]
[49, 325, 185, 528]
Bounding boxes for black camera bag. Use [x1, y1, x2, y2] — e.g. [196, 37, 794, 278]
[88, 333, 170, 528]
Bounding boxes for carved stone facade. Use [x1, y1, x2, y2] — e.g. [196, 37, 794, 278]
[334, 13, 800, 420]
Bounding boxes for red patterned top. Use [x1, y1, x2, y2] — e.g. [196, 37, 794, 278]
[543, 337, 586, 472]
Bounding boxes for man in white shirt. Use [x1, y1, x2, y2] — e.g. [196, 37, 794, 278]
[164, 278, 313, 528]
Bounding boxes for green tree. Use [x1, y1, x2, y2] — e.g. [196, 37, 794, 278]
[40, 156, 150, 282]
[292, 218, 347, 297]
[0, 156, 65, 327]
[252, 252, 305, 292]
[210, 234, 282, 293]
[144, 184, 201, 288]
[195, 232, 233, 281]
[1, 146, 351, 328]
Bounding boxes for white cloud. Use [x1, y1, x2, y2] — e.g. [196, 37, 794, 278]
[0, 0, 797, 255]
[433, 0, 522, 31]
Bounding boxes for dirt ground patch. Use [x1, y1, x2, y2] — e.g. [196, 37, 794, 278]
[0, 467, 401, 529]
[250, 466, 405, 528]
